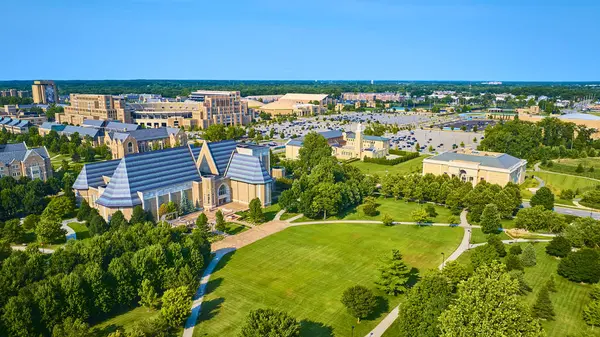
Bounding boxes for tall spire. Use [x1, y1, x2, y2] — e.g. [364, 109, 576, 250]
[355, 123, 362, 158]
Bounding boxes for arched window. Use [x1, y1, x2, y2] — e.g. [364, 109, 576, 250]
[218, 184, 228, 196]
[127, 142, 133, 153]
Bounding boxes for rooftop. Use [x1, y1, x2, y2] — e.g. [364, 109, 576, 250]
[427, 149, 525, 170]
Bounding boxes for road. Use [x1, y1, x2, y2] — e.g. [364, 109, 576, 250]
[522, 201, 600, 220]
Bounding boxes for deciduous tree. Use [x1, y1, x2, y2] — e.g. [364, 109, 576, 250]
[341, 285, 377, 323]
[239, 308, 301, 337]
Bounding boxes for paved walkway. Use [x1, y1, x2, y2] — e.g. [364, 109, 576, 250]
[364, 210, 472, 337]
[11, 245, 54, 254]
[284, 213, 304, 222]
[273, 209, 286, 221]
[61, 218, 78, 240]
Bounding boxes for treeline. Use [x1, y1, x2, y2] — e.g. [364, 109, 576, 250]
[0, 96, 33, 107]
[1, 80, 598, 100]
[479, 118, 599, 161]
[0, 217, 211, 337]
[380, 173, 522, 222]
[363, 152, 419, 165]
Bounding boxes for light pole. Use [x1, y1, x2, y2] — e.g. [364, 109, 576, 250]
[351, 325, 355, 337]
[441, 252, 445, 268]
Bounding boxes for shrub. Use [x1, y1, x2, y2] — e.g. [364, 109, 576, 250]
[558, 248, 600, 283]
[362, 152, 419, 166]
[424, 204, 437, 218]
[382, 214, 394, 226]
[545, 236, 571, 258]
[362, 198, 379, 216]
[509, 245, 522, 255]
[560, 189, 575, 200]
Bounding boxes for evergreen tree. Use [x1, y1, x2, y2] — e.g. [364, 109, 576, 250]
[583, 299, 600, 327]
[505, 253, 524, 271]
[481, 204, 501, 234]
[487, 234, 507, 257]
[522, 243, 537, 267]
[546, 275, 557, 293]
[109, 210, 128, 229]
[215, 210, 226, 232]
[589, 284, 600, 300]
[509, 245, 522, 255]
[130, 205, 149, 225]
[509, 270, 532, 295]
[248, 198, 265, 224]
[76, 199, 92, 221]
[139, 279, 160, 309]
[532, 286, 555, 320]
[196, 212, 210, 236]
[179, 193, 194, 215]
[545, 236, 571, 258]
[376, 249, 412, 296]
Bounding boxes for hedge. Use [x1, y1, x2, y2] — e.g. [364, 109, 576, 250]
[363, 152, 420, 166]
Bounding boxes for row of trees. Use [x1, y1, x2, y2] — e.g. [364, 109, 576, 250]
[0, 210, 211, 337]
[479, 118, 598, 162]
[0, 175, 67, 221]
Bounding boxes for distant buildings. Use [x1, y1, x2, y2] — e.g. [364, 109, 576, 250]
[0, 142, 52, 181]
[0, 117, 33, 134]
[341, 92, 407, 102]
[0, 89, 30, 98]
[518, 112, 600, 139]
[57, 94, 132, 124]
[285, 124, 389, 161]
[259, 93, 328, 116]
[73, 141, 274, 220]
[32, 80, 59, 104]
[423, 148, 527, 186]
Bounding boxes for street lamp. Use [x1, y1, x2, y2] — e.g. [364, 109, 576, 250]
[441, 252, 445, 268]
[351, 326, 355, 337]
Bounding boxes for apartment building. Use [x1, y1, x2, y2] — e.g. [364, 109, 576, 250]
[129, 90, 252, 129]
[0, 142, 52, 181]
[32, 80, 59, 104]
[57, 94, 133, 124]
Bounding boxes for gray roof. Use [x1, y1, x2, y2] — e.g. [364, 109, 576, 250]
[428, 151, 524, 169]
[94, 146, 201, 208]
[62, 125, 102, 138]
[82, 119, 107, 128]
[40, 122, 62, 130]
[0, 143, 50, 164]
[225, 153, 272, 184]
[345, 131, 388, 141]
[120, 127, 178, 142]
[0, 117, 12, 125]
[205, 140, 238, 175]
[106, 121, 139, 132]
[72, 159, 121, 190]
[319, 130, 344, 139]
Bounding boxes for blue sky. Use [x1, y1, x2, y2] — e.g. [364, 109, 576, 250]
[3, 0, 600, 81]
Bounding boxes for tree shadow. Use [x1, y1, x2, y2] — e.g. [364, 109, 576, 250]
[407, 267, 421, 287]
[365, 296, 390, 321]
[198, 297, 225, 321]
[211, 249, 236, 274]
[299, 320, 334, 337]
[92, 324, 119, 337]
[203, 277, 224, 295]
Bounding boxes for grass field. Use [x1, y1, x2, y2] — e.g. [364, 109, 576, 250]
[68, 222, 91, 240]
[545, 158, 600, 180]
[90, 306, 183, 336]
[193, 224, 463, 337]
[469, 228, 511, 244]
[291, 198, 454, 223]
[533, 171, 599, 195]
[455, 243, 594, 337]
[349, 155, 428, 176]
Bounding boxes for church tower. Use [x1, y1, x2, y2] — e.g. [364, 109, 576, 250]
[355, 123, 363, 159]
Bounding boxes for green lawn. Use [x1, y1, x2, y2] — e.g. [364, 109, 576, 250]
[262, 203, 281, 222]
[292, 198, 454, 223]
[90, 306, 179, 336]
[68, 222, 91, 240]
[544, 158, 600, 180]
[533, 171, 599, 195]
[469, 228, 511, 244]
[193, 223, 463, 337]
[349, 155, 428, 176]
[224, 222, 249, 235]
[455, 243, 594, 337]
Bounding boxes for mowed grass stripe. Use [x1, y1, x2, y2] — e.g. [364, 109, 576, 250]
[194, 224, 463, 337]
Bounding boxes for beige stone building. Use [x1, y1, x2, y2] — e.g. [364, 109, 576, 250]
[32, 80, 59, 104]
[57, 94, 133, 124]
[129, 90, 252, 129]
[259, 93, 328, 116]
[105, 127, 187, 159]
[0, 143, 52, 181]
[285, 124, 389, 161]
[73, 141, 274, 220]
[518, 112, 600, 139]
[423, 148, 527, 186]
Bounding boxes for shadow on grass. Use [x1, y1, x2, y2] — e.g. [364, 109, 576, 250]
[199, 297, 225, 321]
[407, 267, 421, 288]
[225, 223, 247, 235]
[211, 249, 236, 274]
[365, 295, 390, 322]
[203, 277, 224, 295]
[92, 323, 120, 336]
[299, 320, 334, 337]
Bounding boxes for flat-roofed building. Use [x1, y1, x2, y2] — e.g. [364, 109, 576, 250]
[32, 80, 59, 104]
[73, 141, 274, 220]
[57, 94, 133, 124]
[0, 142, 52, 181]
[258, 93, 328, 116]
[423, 148, 527, 186]
[518, 112, 600, 139]
[129, 90, 252, 129]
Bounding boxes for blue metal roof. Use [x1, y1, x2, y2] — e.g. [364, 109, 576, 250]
[82, 119, 107, 128]
[123, 128, 176, 142]
[95, 146, 201, 208]
[73, 159, 121, 190]
[106, 121, 139, 132]
[225, 153, 273, 184]
[319, 130, 344, 139]
[429, 151, 524, 169]
[0, 118, 11, 125]
[62, 125, 103, 138]
[206, 140, 238, 175]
